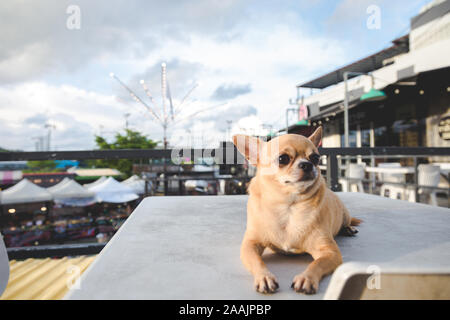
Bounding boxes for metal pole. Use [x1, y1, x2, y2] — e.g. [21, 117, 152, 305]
[413, 157, 419, 203]
[327, 153, 340, 191]
[47, 129, 51, 151]
[285, 108, 299, 135]
[369, 121, 375, 193]
[343, 71, 370, 148]
[344, 72, 349, 148]
[161, 63, 167, 126]
[163, 123, 168, 196]
[286, 108, 289, 134]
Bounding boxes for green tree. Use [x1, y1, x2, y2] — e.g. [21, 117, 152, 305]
[25, 160, 59, 173]
[91, 129, 158, 178]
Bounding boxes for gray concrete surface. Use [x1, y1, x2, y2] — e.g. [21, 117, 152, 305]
[66, 193, 450, 300]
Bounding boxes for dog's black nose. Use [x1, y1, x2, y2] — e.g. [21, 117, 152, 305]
[299, 161, 313, 172]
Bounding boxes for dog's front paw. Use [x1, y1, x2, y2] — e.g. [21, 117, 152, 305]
[291, 273, 319, 294]
[339, 225, 358, 237]
[254, 272, 279, 294]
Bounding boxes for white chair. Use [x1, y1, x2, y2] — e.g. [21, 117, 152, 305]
[378, 163, 407, 200]
[340, 163, 366, 192]
[408, 164, 441, 205]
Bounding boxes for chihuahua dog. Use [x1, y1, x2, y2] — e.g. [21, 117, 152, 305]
[232, 127, 361, 294]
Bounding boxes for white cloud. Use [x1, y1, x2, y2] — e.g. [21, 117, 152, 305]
[0, 18, 347, 150]
[0, 82, 135, 150]
[0, 1, 423, 150]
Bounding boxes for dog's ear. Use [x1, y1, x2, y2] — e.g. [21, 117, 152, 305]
[308, 126, 322, 147]
[232, 134, 264, 165]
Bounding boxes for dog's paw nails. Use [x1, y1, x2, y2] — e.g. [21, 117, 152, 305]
[254, 273, 279, 294]
[291, 273, 319, 295]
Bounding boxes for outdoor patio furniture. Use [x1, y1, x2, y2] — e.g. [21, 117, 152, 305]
[407, 164, 441, 205]
[376, 163, 408, 200]
[339, 163, 366, 192]
[65, 193, 450, 300]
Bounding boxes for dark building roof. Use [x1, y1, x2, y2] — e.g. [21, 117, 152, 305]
[296, 36, 409, 89]
[411, 0, 450, 30]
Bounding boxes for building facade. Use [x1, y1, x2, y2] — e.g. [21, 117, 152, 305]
[286, 0, 450, 153]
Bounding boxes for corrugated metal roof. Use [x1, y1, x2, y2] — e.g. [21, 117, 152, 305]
[0, 255, 96, 300]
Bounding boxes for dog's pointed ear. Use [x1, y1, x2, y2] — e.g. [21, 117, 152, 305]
[232, 134, 264, 165]
[308, 126, 322, 147]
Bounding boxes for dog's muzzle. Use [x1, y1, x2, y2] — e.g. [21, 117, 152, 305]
[299, 161, 313, 172]
[298, 161, 316, 181]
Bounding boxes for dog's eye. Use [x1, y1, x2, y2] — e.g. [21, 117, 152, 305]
[278, 154, 291, 166]
[309, 153, 320, 165]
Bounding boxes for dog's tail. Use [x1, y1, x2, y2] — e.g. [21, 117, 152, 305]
[350, 217, 362, 226]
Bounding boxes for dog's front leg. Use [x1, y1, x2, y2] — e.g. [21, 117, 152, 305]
[241, 236, 279, 294]
[291, 237, 342, 294]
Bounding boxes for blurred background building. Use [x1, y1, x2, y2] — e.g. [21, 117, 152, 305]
[285, 0, 449, 156]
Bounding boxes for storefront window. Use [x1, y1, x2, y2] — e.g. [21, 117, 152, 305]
[392, 119, 420, 147]
[361, 128, 371, 147]
[374, 126, 388, 146]
[340, 130, 357, 147]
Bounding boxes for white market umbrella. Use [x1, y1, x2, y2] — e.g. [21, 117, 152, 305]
[0, 179, 52, 205]
[121, 175, 147, 195]
[83, 176, 108, 189]
[88, 177, 139, 203]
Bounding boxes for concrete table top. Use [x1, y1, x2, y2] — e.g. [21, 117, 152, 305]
[66, 193, 450, 300]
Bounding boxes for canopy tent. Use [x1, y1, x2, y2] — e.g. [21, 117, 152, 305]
[47, 179, 96, 207]
[82, 176, 108, 189]
[48, 179, 94, 199]
[121, 175, 148, 195]
[47, 177, 71, 192]
[88, 177, 139, 203]
[0, 179, 52, 205]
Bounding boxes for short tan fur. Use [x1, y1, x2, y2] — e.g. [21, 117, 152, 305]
[233, 127, 361, 294]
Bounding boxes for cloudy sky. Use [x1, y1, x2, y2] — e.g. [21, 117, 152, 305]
[0, 0, 431, 150]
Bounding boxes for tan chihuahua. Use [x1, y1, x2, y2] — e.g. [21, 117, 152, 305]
[233, 127, 361, 295]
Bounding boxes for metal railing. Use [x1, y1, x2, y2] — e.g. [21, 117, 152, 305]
[1, 146, 449, 193]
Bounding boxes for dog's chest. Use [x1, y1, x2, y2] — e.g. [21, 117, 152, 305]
[266, 204, 316, 253]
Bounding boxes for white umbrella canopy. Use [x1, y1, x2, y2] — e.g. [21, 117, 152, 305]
[121, 175, 140, 184]
[47, 177, 71, 192]
[47, 179, 95, 199]
[83, 176, 108, 189]
[121, 175, 147, 195]
[0, 179, 52, 205]
[88, 177, 139, 203]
